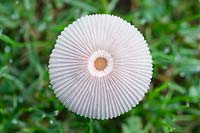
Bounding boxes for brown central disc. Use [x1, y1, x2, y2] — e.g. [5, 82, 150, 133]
[94, 57, 107, 71]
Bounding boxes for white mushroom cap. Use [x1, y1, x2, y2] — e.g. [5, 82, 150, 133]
[49, 14, 153, 120]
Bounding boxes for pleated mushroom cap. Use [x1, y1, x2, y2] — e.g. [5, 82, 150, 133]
[49, 14, 153, 120]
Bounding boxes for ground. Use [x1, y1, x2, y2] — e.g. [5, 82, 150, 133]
[0, 0, 200, 132]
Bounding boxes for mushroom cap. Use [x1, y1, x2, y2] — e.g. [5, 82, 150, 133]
[49, 14, 153, 120]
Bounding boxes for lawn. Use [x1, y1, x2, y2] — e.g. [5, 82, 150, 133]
[0, 0, 200, 132]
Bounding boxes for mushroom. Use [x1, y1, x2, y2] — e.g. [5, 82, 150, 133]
[49, 14, 153, 120]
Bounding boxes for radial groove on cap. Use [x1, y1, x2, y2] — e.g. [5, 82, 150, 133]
[49, 14, 153, 120]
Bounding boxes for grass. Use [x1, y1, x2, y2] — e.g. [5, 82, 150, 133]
[0, 0, 200, 132]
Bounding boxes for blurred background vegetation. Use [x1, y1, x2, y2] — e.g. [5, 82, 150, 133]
[0, 0, 200, 132]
